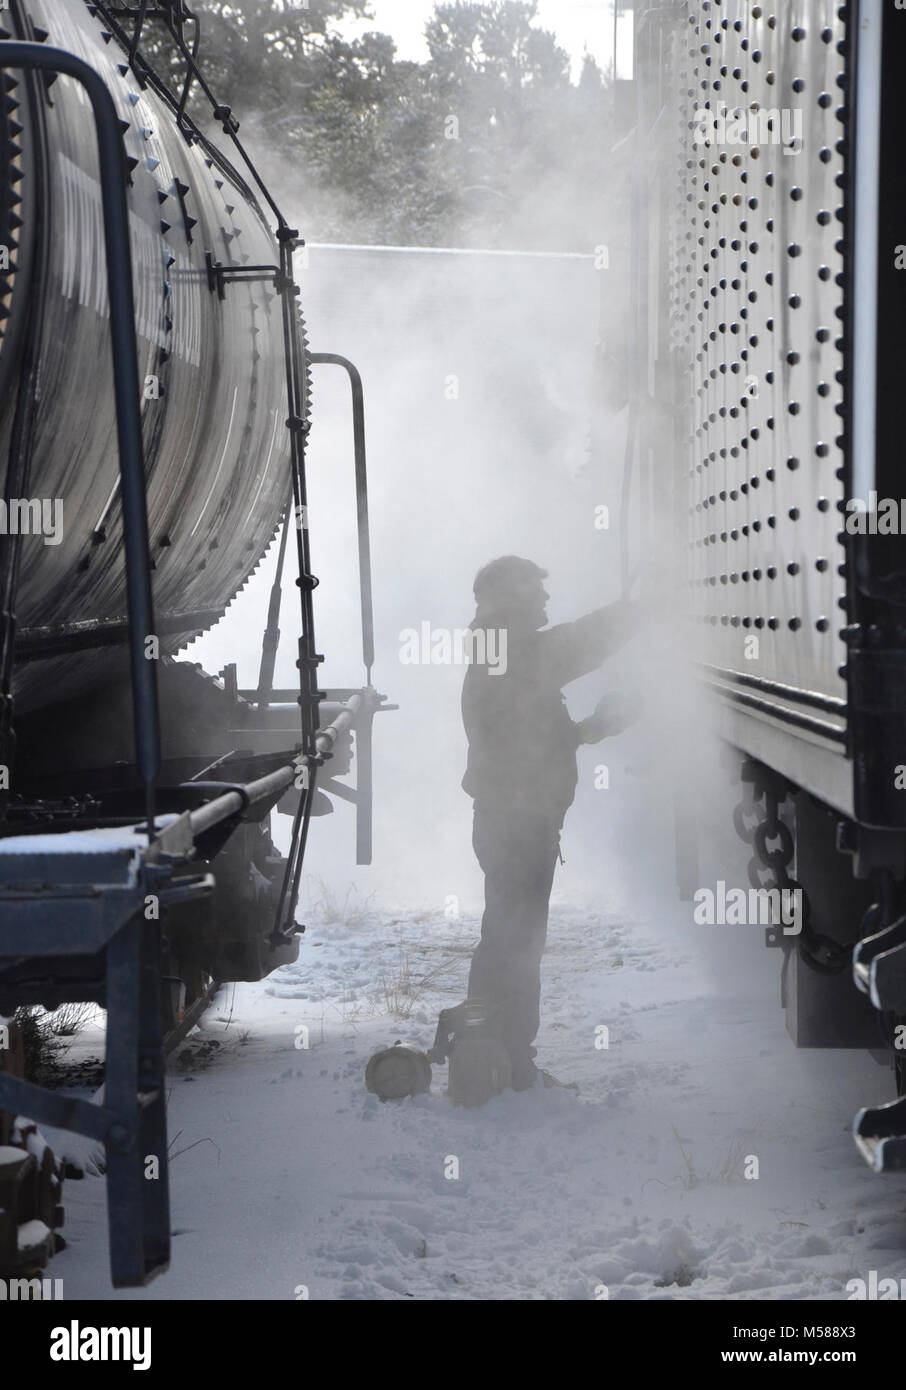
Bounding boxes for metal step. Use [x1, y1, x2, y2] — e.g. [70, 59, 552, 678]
[854, 1096, 906, 1173]
[853, 913, 906, 1006]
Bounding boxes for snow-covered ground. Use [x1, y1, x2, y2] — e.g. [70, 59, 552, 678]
[50, 884, 906, 1301]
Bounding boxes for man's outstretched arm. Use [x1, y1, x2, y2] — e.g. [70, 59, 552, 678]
[543, 600, 644, 686]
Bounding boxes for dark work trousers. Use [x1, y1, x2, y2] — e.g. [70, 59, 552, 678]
[467, 805, 562, 1085]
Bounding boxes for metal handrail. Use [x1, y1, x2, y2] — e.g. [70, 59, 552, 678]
[309, 353, 375, 681]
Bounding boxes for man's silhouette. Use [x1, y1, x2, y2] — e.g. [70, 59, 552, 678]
[462, 556, 640, 1091]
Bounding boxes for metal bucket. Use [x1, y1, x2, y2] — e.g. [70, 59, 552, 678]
[365, 1044, 432, 1101]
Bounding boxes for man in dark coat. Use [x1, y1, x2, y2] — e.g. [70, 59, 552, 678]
[462, 555, 640, 1091]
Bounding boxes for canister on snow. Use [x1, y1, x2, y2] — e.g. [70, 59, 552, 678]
[365, 1043, 432, 1101]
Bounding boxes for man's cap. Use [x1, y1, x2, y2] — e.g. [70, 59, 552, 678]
[472, 556, 547, 606]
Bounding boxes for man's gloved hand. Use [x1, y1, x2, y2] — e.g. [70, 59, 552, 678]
[576, 691, 642, 745]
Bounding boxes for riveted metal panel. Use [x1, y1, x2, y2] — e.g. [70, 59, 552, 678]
[657, 0, 854, 811]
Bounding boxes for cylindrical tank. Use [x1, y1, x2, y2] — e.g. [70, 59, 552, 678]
[365, 1044, 433, 1102]
[0, 0, 300, 712]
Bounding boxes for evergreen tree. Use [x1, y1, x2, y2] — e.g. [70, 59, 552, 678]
[180, 0, 613, 249]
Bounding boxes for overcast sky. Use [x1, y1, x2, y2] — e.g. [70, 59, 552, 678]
[340, 1, 634, 82]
